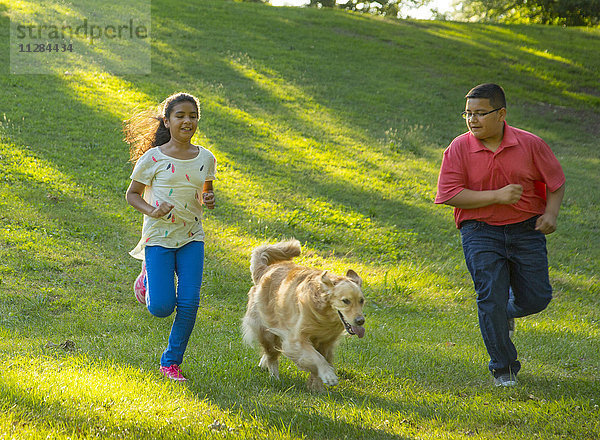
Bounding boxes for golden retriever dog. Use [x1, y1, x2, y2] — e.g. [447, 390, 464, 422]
[242, 239, 366, 391]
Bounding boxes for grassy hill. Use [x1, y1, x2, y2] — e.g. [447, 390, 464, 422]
[0, 0, 599, 438]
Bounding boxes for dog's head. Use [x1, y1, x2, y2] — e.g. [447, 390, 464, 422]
[322, 270, 366, 338]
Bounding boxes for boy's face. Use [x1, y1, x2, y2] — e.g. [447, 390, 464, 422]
[464, 98, 506, 141]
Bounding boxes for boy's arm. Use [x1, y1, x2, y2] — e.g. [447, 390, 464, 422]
[535, 184, 565, 234]
[444, 184, 523, 209]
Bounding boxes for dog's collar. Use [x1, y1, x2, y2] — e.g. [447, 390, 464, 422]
[337, 311, 355, 335]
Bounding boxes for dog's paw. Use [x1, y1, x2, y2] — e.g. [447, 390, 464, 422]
[258, 355, 280, 379]
[319, 369, 339, 387]
[268, 365, 280, 379]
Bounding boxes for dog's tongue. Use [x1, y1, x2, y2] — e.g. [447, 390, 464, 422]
[351, 325, 365, 338]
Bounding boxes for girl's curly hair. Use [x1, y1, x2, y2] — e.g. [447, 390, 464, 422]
[123, 92, 201, 164]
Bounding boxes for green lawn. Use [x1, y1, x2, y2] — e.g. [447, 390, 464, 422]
[0, 0, 599, 438]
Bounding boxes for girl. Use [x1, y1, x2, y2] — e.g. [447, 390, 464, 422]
[124, 92, 216, 381]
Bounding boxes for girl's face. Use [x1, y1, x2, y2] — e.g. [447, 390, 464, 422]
[164, 101, 198, 143]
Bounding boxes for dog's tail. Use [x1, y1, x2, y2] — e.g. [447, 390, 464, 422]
[250, 239, 301, 284]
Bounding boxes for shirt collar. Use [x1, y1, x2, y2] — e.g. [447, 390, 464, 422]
[467, 122, 518, 153]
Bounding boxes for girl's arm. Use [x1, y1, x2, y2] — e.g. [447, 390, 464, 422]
[202, 180, 215, 210]
[126, 180, 174, 218]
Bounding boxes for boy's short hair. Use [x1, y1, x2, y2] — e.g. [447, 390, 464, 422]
[466, 83, 507, 109]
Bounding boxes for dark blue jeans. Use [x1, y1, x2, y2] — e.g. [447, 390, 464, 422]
[460, 216, 552, 377]
[145, 241, 204, 367]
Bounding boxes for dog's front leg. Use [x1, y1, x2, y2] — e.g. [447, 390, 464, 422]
[282, 338, 338, 388]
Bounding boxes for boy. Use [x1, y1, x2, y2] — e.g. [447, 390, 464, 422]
[435, 83, 565, 386]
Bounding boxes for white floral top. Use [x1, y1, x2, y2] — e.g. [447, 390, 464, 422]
[129, 146, 216, 260]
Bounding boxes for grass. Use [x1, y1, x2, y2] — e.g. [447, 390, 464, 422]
[0, 0, 599, 438]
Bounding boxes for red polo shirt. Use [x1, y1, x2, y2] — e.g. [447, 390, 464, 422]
[435, 122, 565, 228]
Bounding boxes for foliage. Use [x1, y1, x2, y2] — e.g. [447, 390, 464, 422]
[309, 0, 427, 17]
[456, 0, 600, 26]
[1, 0, 600, 438]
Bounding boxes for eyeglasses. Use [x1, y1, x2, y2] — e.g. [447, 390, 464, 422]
[461, 108, 502, 120]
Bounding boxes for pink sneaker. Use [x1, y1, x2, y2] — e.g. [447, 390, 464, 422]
[160, 364, 187, 381]
[133, 261, 147, 305]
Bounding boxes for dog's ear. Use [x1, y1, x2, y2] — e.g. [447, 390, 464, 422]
[346, 269, 362, 287]
[321, 271, 335, 289]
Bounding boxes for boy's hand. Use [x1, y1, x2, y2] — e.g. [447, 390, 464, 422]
[202, 191, 215, 209]
[496, 184, 523, 205]
[150, 201, 174, 218]
[535, 213, 557, 234]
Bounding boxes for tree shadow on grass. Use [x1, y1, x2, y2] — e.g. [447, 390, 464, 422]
[132, 4, 600, 281]
[184, 329, 600, 440]
[1, 342, 596, 440]
[1, 2, 600, 438]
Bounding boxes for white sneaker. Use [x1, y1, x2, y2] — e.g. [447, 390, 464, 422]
[494, 373, 517, 387]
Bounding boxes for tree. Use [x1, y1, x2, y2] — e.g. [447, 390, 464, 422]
[309, 0, 337, 6]
[309, 0, 428, 17]
[456, 0, 600, 26]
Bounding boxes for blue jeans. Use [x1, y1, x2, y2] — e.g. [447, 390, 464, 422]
[460, 216, 552, 377]
[145, 241, 204, 367]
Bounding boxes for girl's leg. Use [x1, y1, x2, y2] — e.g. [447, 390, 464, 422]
[145, 246, 177, 318]
[134, 260, 147, 305]
[160, 241, 205, 367]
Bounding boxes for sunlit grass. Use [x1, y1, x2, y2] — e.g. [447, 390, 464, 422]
[0, 138, 76, 194]
[1, 355, 258, 439]
[0, 0, 599, 438]
[518, 46, 576, 66]
[62, 70, 154, 120]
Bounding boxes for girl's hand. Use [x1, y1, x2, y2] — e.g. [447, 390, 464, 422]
[126, 181, 174, 218]
[150, 201, 174, 218]
[202, 191, 215, 209]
